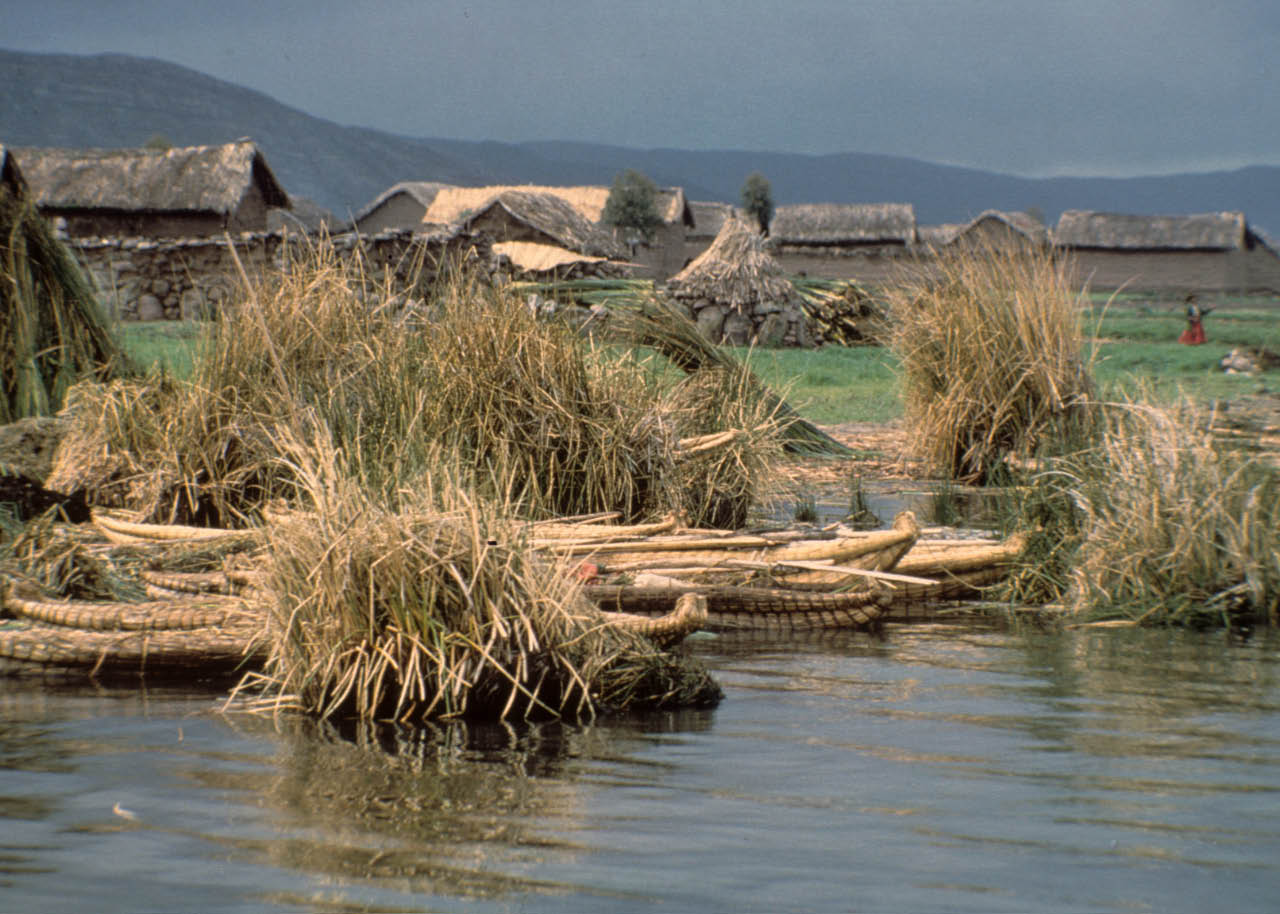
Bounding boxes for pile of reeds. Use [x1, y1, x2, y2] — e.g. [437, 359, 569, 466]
[31, 239, 786, 718]
[247, 440, 720, 720]
[992, 391, 1280, 626]
[0, 195, 132, 423]
[885, 244, 1095, 482]
[48, 240, 784, 529]
[792, 277, 887, 346]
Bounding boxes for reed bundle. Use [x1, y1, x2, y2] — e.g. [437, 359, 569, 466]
[885, 244, 1095, 482]
[0, 195, 131, 423]
[613, 297, 853, 458]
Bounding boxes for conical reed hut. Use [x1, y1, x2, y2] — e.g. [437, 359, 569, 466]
[665, 214, 810, 347]
[0, 145, 131, 425]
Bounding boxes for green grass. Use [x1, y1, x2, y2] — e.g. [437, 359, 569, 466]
[113, 295, 1280, 430]
[116, 320, 204, 378]
[736, 346, 900, 424]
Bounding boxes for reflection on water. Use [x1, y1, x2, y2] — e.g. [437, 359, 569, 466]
[1, 623, 1278, 913]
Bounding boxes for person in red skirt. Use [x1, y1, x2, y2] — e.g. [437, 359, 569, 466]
[1179, 295, 1209, 345]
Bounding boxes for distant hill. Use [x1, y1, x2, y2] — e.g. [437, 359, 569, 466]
[3, 48, 1279, 233]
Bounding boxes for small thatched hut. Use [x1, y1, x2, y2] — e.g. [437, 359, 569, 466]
[1053, 210, 1280, 294]
[15, 140, 289, 238]
[424, 183, 694, 279]
[766, 203, 918, 283]
[352, 181, 450, 234]
[444, 190, 627, 260]
[666, 215, 810, 347]
[941, 210, 1049, 251]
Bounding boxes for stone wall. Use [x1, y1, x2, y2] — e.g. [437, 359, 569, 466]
[672, 295, 813, 348]
[67, 228, 492, 321]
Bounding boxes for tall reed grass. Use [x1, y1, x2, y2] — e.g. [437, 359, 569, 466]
[50, 240, 783, 528]
[998, 393, 1280, 626]
[46, 239, 760, 718]
[253, 427, 720, 720]
[885, 245, 1095, 481]
[1, 196, 132, 423]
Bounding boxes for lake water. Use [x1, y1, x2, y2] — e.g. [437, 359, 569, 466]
[2, 621, 1278, 913]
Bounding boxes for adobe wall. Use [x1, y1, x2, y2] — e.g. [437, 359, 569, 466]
[772, 247, 931, 286]
[1060, 250, 1232, 294]
[355, 195, 427, 235]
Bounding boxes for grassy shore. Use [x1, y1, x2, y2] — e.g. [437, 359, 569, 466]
[117, 297, 1280, 429]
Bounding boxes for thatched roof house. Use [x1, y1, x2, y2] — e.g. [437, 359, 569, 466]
[439, 190, 626, 259]
[15, 140, 289, 238]
[352, 181, 450, 234]
[765, 203, 918, 283]
[423, 183, 693, 228]
[768, 203, 917, 248]
[667, 215, 808, 346]
[424, 183, 693, 280]
[943, 210, 1049, 250]
[1, 144, 27, 199]
[1054, 210, 1280, 293]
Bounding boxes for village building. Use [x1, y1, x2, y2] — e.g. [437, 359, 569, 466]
[421, 183, 694, 279]
[351, 181, 450, 234]
[267, 195, 338, 234]
[765, 203, 918, 283]
[941, 210, 1049, 251]
[428, 189, 627, 262]
[14, 140, 289, 238]
[1053, 210, 1280, 294]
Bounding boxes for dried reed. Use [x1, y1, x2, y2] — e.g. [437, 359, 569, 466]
[1063, 396, 1280, 625]
[0, 195, 131, 423]
[885, 244, 1095, 481]
[49, 239, 782, 529]
[254, 430, 720, 720]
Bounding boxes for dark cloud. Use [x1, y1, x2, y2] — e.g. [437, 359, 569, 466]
[4, 0, 1275, 176]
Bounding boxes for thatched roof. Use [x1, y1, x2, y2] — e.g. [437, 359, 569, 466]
[13, 140, 289, 214]
[352, 181, 450, 223]
[1, 144, 27, 198]
[493, 240, 607, 273]
[768, 203, 916, 245]
[456, 190, 626, 259]
[1054, 210, 1250, 251]
[938, 210, 1050, 247]
[268, 195, 339, 233]
[424, 184, 694, 228]
[916, 223, 964, 246]
[666, 214, 798, 308]
[688, 201, 736, 240]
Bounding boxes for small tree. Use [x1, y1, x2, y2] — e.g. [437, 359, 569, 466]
[602, 169, 662, 245]
[144, 133, 174, 151]
[740, 172, 774, 236]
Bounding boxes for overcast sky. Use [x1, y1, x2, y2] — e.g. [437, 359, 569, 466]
[6, 0, 1275, 177]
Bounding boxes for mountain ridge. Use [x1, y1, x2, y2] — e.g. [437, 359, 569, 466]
[3, 47, 1278, 232]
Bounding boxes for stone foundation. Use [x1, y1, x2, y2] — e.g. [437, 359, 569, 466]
[67, 228, 492, 321]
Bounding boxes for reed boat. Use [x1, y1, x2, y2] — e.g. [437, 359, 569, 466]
[1, 509, 1029, 677]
